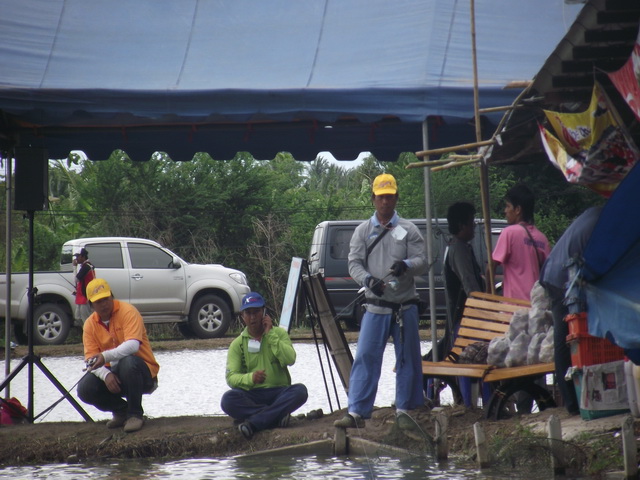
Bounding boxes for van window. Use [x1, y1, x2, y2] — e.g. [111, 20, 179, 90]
[330, 228, 353, 261]
[308, 225, 324, 274]
[327, 226, 356, 277]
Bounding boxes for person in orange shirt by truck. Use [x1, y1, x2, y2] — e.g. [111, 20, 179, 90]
[77, 278, 159, 433]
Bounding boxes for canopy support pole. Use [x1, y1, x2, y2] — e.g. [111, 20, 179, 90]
[470, 0, 495, 293]
[422, 120, 439, 361]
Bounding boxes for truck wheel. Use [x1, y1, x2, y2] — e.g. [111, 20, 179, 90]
[13, 322, 28, 345]
[188, 294, 232, 339]
[33, 303, 71, 345]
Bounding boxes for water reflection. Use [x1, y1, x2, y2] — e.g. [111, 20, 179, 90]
[0, 341, 446, 423]
[0, 455, 518, 479]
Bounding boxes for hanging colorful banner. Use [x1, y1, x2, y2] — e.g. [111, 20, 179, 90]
[541, 82, 640, 197]
[608, 27, 640, 121]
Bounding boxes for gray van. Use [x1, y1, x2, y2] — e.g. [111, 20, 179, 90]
[308, 218, 506, 329]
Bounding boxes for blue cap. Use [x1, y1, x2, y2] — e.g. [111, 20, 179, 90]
[240, 292, 265, 311]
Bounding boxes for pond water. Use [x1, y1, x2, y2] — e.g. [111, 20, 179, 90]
[0, 341, 452, 422]
[0, 454, 538, 480]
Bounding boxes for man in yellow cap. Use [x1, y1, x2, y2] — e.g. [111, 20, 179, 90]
[77, 278, 159, 433]
[335, 173, 427, 430]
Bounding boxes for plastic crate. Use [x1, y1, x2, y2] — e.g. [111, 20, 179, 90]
[567, 332, 625, 368]
[565, 312, 588, 337]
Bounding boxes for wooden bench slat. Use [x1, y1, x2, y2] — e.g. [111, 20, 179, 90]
[456, 328, 504, 343]
[421, 361, 490, 378]
[462, 308, 514, 323]
[484, 362, 555, 382]
[457, 320, 509, 335]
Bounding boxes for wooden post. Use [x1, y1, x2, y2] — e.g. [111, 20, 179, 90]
[433, 407, 448, 460]
[547, 415, 565, 475]
[334, 427, 347, 456]
[622, 416, 638, 480]
[474, 422, 490, 468]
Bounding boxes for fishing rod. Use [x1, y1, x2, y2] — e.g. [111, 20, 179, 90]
[33, 361, 94, 422]
[332, 271, 395, 320]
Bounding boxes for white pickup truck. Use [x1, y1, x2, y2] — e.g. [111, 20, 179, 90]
[0, 237, 251, 345]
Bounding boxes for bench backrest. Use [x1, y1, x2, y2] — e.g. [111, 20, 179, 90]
[450, 292, 531, 358]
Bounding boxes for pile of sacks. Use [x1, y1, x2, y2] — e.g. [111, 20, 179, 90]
[487, 282, 554, 367]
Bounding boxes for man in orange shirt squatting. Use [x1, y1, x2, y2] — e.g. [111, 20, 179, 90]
[77, 278, 159, 433]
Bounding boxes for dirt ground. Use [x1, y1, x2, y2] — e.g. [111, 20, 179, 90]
[0, 332, 636, 475]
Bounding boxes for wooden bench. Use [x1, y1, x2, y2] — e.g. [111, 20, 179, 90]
[422, 292, 556, 419]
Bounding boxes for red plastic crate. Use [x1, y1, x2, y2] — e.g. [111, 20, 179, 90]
[565, 312, 588, 337]
[566, 332, 625, 368]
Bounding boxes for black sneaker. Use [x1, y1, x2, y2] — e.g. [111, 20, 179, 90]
[238, 421, 254, 439]
[333, 413, 365, 428]
[306, 409, 324, 420]
[278, 414, 291, 428]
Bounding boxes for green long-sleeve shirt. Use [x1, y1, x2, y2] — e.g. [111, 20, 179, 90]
[225, 326, 296, 390]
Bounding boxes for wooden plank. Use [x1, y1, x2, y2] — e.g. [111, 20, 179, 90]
[458, 321, 508, 335]
[462, 307, 514, 323]
[460, 316, 510, 329]
[422, 361, 490, 378]
[469, 291, 531, 307]
[302, 274, 353, 391]
[464, 300, 528, 316]
[456, 328, 502, 343]
[484, 362, 555, 382]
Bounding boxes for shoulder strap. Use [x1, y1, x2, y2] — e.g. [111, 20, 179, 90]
[520, 224, 543, 269]
[365, 223, 392, 259]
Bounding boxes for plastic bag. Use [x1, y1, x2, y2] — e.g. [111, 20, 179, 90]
[507, 309, 529, 341]
[528, 307, 552, 335]
[527, 332, 546, 365]
[539, 327, 555, 363]
[505, 332, 531, 367]
[530, 281, 551, 311]
[487, 336, 510, 367]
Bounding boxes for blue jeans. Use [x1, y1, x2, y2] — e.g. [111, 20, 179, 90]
[348, 305, 423, 418]
[220, 384, 308, 431]
[77, 355, 155, 418]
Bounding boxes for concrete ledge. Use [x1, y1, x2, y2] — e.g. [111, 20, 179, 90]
[233, 439, 334, 459]
[347, 436, 415, 457]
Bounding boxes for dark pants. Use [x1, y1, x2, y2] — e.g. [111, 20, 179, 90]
[220, 384, 308, 431]
[77, 355, 155, 418]
[544, 283, 579, 414]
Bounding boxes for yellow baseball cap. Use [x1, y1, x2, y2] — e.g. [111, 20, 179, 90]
[86, 278, 112, 303]
[372, 174, 397, 195]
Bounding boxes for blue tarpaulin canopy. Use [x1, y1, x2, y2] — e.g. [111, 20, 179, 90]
[580, 161, 640, 349]
[0, 0, 582, 161]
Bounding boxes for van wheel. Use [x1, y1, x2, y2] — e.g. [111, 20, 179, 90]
[188, 294, 232, 338]
[33, 303, 71, 345]
[344, 304, 364, 331]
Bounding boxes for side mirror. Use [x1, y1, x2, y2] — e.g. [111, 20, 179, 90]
[171, 257, 182, 269]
